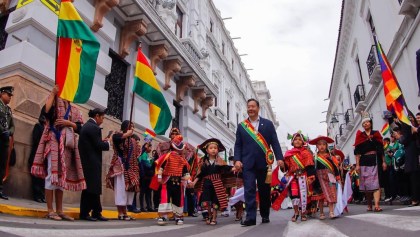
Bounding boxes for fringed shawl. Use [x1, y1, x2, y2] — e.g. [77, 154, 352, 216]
[106, 136, 141, 192]
[31, 98, 86, 191]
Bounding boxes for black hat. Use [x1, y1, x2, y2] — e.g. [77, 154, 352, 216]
[198, 138, 226, 154]
[0, 86, 14, 95]
[88, 108, 106, 118]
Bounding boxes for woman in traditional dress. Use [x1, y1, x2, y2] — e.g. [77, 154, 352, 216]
[31, 85, 86, 221]
[106, 120, 141, 220]
[354, 112, 385, 212]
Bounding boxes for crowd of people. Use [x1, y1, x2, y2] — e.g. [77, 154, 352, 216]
[0, 85, 419, 226]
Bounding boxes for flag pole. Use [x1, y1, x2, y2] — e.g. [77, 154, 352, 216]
[129, 42, 141, 125]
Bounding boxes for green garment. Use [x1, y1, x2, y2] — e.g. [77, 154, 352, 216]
[138, 152, 153, 166]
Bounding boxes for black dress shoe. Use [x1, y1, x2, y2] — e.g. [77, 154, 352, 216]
[128, 208, 141, 213]
[262, 217, 270, 223]
[241, 219, 256, 226]
[93, 215, 109, 221]
[34, 198, 43, 203]
[0, 193, 9, 200]
[80, 216, 97, 221]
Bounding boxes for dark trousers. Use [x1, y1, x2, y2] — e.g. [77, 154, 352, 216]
[140, 178, 152, 209]
[185, 188, 196, 215]
[153, 186, 161, 209]
[31, 175, 45, 200]
[243, 168, 270, 221]
[0, 142, 9, 191]
[388, 166, 397, 199]
[396, 170, 410, 197]
[80, 190, 102, 218]
[409, 170, 420, 202]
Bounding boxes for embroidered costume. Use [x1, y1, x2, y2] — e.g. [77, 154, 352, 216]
[156, 135, 190, 225]
[31, 98, 86, 191]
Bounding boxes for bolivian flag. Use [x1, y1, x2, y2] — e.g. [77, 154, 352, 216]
[133, 49, 172, 135]
[380, 122, 390, 136]
[56, 0, 100, 103]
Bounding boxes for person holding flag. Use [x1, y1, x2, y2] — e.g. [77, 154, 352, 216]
[31, 86, 86, 221]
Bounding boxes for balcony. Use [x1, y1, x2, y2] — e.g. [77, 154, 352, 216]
[227, 121, 236, 132]
[366, 45, 382, 85]
[354, 84, 367, 113]
[214, 107, 225, 122]
[399, 0, 420, 18]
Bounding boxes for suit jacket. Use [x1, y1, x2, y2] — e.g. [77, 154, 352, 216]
[78, 119, 110, 194]
[234, 117, 283, 170]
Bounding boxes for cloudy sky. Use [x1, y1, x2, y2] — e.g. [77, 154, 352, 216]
[212, 0, 342, 147]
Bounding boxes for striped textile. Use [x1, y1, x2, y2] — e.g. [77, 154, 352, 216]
[204, 174, 228, 211]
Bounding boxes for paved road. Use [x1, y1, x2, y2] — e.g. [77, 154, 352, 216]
[0, 204, 419, 237]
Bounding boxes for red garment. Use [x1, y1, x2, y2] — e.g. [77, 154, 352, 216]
[353, 130, 383, 147]
[284, 147, 314, 174]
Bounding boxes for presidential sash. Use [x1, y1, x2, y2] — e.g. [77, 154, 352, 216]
[315, 155, 334, 173]
[240, 119, 274, 165]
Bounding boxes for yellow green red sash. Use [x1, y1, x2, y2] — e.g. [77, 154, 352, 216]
[316, 155, 334, 173]
[241, 119, 274, 165]
[292, 155, 305, 169]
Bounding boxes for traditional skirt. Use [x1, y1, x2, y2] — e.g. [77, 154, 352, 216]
[359, 165, 379, 192]
[316, 169, 337, 203]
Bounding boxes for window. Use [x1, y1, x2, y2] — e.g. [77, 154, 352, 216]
[175, 6, 183, 38]
[227, 101, 230, 120]
[214, 97, 218, 107]
[210, 19, 213, 32]
[222, 41, 225, 55]
[355, 56, 365, 86]
[231, 59, 234, 71]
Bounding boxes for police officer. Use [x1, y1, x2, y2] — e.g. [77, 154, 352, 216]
[0, 86, 14, 200]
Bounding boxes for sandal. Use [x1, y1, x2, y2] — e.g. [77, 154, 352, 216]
[373, 207, 383, 212]
[291, 213, 299, 222]
[235, 216, 242, 221]
[210, 219, 217, 225]
[319, 213, 326, 220]
[329, 212, 336, 219]
[45, 212, 62, 221]
[57, 213, 74, 221]
[301, 214, 307, 221]
[366, 206, 373, 212]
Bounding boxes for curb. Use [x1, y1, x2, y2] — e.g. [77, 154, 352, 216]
[0, 203, 160, 220]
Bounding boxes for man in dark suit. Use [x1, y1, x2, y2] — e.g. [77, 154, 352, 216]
[234, 99, 284, 226]
[79, 108, 110, 221]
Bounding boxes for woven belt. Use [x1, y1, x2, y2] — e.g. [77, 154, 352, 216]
[363, 151, 377, 155]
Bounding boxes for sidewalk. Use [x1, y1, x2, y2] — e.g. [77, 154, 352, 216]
[0, 198, 159, 220]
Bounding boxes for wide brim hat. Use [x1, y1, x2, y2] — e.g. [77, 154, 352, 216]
[308, 136, 335, 145]
[332, 149, 345, 160]
[198, 138, 226, 154]
[169, 127, 181, 139]
[171, 134, 185, 151]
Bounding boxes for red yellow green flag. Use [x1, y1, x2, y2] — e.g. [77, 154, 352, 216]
[56, 0, 99, 103]
[375, 39, 411, 125]
[133, 49, 172, 135]
[380, 123, 390, 136]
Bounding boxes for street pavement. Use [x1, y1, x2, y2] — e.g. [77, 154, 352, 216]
[0, 204, 419, 237]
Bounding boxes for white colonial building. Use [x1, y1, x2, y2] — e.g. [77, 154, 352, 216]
[0, 0, 278, 203]
[327, 0, 420, 164]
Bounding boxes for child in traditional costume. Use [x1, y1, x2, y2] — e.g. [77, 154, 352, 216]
[106, 120, 141, 220]
[309, 136, 341, 219]
[155, 135, 190, 225]
[283, 131, 315, 222]
[191, 138, 232, 225]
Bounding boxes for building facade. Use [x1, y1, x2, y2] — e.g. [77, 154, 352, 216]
[327, 0, 420, 164]
[0, 0, 278, 204]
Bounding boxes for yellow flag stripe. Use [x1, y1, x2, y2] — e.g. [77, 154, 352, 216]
[59, 2, 82, 21]
[135, 62, 160, 91]
[60, 39, 82, 101]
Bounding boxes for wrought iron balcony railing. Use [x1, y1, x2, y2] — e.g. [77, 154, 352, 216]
[366, 45, 378, 78]
[344, 109, 354, 125]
